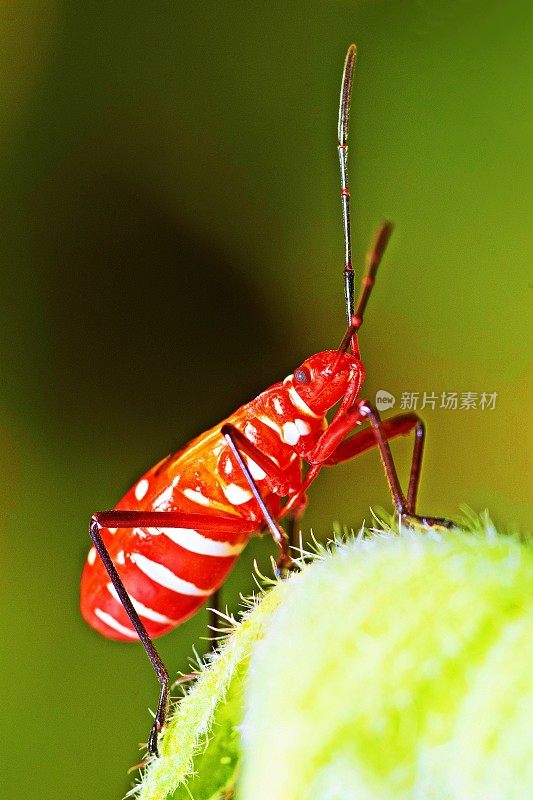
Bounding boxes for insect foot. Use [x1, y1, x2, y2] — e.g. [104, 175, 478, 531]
[274, 549, 299, 579]
[148, 724, 159, 758]
[400, 513, 458, 533]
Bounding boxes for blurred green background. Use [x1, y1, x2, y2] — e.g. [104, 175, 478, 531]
[0, 1, 531, 797]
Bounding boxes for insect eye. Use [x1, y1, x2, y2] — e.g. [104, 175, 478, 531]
[294, 368, 310, 384]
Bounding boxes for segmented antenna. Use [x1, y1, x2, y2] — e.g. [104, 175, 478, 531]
[336, 219, 394, 354]
[336, 45, 394, 351]
[354, 220, 394, 330]
[338, 44, 357, 327]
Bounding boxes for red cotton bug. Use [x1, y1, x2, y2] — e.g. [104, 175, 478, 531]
[81, 44, 453, 756]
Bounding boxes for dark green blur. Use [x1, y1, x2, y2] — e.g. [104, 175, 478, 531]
[0, 2, 531, 797]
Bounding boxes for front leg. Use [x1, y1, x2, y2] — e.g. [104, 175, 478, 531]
[304, 400, 455, 529]
[308, 399, 408, 513]
[348, 402, 454, 528]
[320, 412, 424, 511]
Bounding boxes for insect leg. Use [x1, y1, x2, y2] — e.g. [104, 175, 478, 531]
[221, 424, 293, 573]
[307, 402, 454, 528]
[89, 516, 168, 757]
[320, 413, 424, 512]
[279, 414, 421, 522]
[89, 510, 256, 755]
[350, 401, 454, 527]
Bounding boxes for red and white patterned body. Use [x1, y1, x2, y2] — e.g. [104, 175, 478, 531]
[80, 350, 364, 641]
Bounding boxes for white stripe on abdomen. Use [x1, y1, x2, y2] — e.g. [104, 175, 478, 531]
[94, 607, 137, 638]
[145, 526, 245, 557]
[130, 553, 211, 596]
[107, 582, 177, 625]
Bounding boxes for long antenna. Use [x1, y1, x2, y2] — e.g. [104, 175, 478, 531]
[338, 44, 357, 327]
[336, 220, 394, 354]
[354, 220, 394, 330]
[337, 45, 394, 351]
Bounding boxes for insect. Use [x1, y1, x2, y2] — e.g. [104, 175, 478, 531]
[81, 44, 453, 756]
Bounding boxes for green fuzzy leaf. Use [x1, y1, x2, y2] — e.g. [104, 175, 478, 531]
[133, 584, 288, 800]
[168, 664, 244, 800]
[132, 519, 533, 800]
[240, 526, 533, 800]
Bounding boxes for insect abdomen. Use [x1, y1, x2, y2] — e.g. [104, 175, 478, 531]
[81, 383, 323, 641]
